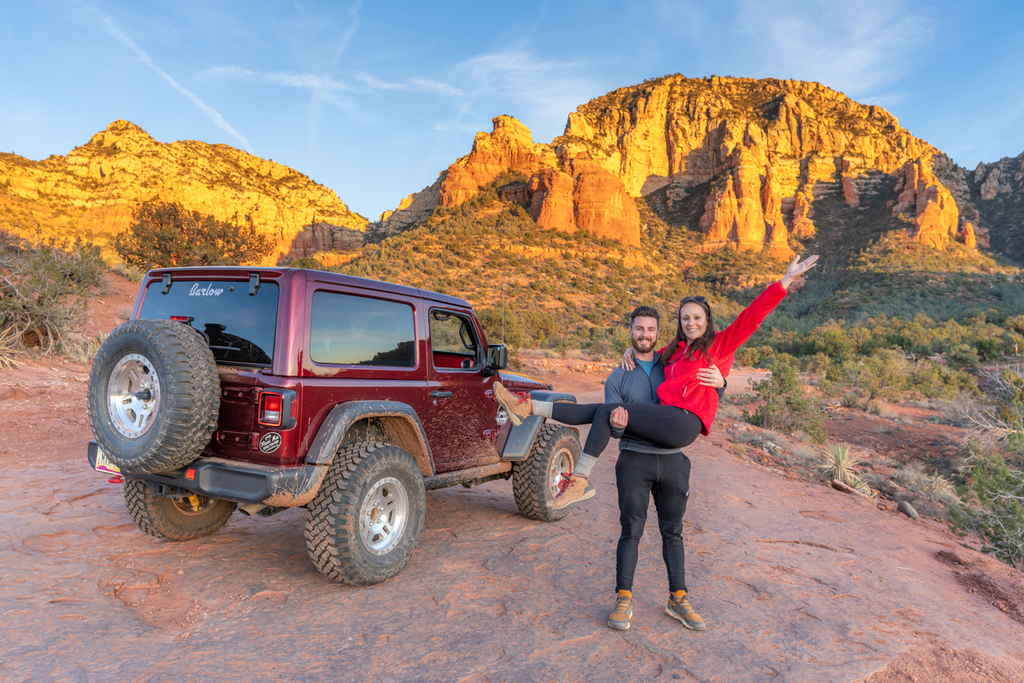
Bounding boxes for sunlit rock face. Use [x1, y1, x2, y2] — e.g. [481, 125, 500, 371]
[0, 120, 367, 264]
[382, 76, 993, 257]
[560, 76, 973, 254]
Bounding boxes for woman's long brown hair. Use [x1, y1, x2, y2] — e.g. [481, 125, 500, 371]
[661, 298, 716, 365]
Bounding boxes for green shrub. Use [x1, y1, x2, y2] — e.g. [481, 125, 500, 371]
[1004, 315, 1024, 337]
[0, 230, 106, 353]
[947, 343, 980, 369]
[743, 357, 826, 442]
[975, 337, 1005, 362]
[289, 257, 329, 270]
[951, 441, 1024, 569]
[841, 349, 910, 404]
[113, 201, 274, 268]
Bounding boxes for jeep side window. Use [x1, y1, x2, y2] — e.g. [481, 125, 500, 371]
[310, 291, 416, 367]
[430, 310, 480, 370]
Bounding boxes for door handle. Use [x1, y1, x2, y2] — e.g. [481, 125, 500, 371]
[431, 391, 453, 399]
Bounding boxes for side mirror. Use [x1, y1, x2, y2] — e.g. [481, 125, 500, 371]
[483, 344, 508, 376]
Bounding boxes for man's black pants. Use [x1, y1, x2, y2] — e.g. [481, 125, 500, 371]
[614, 449, 691, 594]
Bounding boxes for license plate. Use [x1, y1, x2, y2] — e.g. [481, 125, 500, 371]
[94, 447, 121, 475]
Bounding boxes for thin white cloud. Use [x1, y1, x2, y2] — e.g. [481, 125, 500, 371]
[328, 0, 362, 65]
[201, 66, 359, 92]
[443, 48, 595, 137]
[734, 0, 935, 96]
[200, 67, 464, 99]
[83, 5, 252, 151]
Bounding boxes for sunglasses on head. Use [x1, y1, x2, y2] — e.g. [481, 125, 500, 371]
[680, 296, 707, 305]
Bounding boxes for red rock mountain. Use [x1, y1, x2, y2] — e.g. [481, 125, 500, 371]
[382, 76, 997, 259]
[0, 120, 367, 264]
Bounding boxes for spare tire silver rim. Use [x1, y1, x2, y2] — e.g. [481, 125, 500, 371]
[359, 476, 409, 555]
[107, 353, 161, 438]
[548, 447, 574, 498]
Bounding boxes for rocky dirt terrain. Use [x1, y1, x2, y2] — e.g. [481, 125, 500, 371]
[1, 294, 1023, 682]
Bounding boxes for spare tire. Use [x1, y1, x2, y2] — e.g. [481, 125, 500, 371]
[87, 319, 220, 474]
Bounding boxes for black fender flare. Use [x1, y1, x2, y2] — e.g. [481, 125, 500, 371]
[500, 391, 577, 461]
[303, 401, 435, 476]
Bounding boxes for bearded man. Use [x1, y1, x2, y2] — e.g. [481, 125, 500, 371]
[603, 305, 724, 632]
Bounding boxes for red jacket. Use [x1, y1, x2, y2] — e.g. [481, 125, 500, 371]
[657, 282, 787, 434]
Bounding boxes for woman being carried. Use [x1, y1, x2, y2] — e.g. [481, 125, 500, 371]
[494, 254, 818, 509]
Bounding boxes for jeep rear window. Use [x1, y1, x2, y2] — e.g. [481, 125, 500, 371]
[138, 280, 278, 366]
[310, 291, 415, 367]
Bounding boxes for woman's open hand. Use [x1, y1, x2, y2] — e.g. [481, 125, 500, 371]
[620, 346, 636, 371]
[780, 254, 819, 289]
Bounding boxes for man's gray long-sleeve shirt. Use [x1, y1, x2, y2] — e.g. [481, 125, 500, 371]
[605, 356, 727, 455]
[604, 357, 683, 455]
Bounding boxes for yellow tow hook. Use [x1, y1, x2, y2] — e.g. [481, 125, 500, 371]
[188, 494, 202, 512]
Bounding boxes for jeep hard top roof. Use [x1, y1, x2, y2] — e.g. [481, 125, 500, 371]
[142, 266, 473, 309]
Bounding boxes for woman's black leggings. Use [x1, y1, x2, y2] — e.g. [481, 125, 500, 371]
[549, 402, 704, 456]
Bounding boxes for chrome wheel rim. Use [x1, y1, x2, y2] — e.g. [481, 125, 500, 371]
[107, 353, 161, 438]
[547, 447, 575, 499]
[359, 476, 409, 555]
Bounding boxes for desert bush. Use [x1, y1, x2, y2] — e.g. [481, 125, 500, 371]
[112, 261, 146, 283]
[289, 257, 329, 270]
[807, 322, 854, 362]
[892, 462, 958, 506]
[951, 440, 1024, 569]
[975, 337, 1006, 362]
[112, 201, 274, 269]
[0, 326, 22, 369]
[1005, 315, 1024, 337]
[909, 360, 977, 399]
[0, 230, 105, 353]
[743, 357, 826, 442]
[947, 343, 980, 369]
[959, 365, 1024, 455]
[840, 349, 910, 404]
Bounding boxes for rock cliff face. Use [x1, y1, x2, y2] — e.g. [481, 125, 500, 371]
[383, 76, 1000, 258]
[281, 221, 365, 263]
[0, 120, 367, 264]
[427, 115, 640, 246]
[962, 151, 1024, 262]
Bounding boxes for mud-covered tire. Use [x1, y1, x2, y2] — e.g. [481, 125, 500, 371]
[512, 423, 581, 522]
[305, 442, 426, 585]
[124, 479, 236, 541]
[87, 319, 220, 474]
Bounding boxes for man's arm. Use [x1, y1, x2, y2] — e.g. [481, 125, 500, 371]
[605, 366, 627, 403]
[605, 366, 628, 438]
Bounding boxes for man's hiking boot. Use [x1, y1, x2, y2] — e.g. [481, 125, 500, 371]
[551, 473, 596, 509]
[493, 382, 532, 426]
[666, 590, 705, 631]
[608, 591, 633, 630]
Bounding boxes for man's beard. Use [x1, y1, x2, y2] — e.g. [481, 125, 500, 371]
[632, 336, 656, 354]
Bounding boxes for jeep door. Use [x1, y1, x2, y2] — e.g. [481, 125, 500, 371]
[301, 287, 428, 457]
[424, 308, 499, 472]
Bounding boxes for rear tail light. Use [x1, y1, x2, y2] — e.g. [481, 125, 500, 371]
[170, 315, 194, 323]
[259, 392, 283, 427]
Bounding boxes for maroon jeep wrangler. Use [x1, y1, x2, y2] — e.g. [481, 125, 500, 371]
[86, 267, 580, 585]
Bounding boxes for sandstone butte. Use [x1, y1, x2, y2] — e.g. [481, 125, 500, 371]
[382, 75, 990, 258]
[0, 120, 367, 265]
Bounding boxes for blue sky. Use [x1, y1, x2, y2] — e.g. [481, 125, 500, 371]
[2, 1, 1022, 220]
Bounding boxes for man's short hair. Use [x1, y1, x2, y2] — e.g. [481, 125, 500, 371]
[629, 306, 661, 325]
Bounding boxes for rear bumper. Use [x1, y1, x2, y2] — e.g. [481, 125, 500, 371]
[87, 440, 327, 507]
